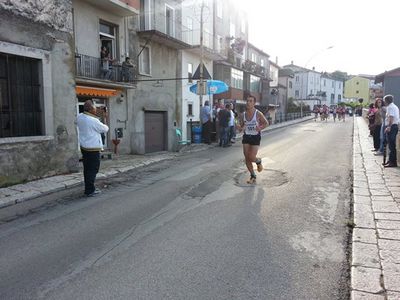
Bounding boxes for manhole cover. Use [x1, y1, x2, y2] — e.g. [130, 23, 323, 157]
[304, 129, 316, 132]
[235, 169, 289, 187]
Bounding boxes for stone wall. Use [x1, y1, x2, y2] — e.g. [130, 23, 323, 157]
[0, 0, 72, 33]
[0, 1, 78, 187]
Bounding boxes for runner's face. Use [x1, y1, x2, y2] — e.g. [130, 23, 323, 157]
[246, 97, 255, 109]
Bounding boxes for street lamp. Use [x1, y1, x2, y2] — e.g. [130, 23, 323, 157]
[300, 45, 334, 117]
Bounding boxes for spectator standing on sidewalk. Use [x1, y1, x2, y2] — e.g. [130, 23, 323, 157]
[367, 103, 377, 136]
[218, 104, 231, 147]
[383, 95, 399, 168]
[372, 98, 383, 152]
[200, 100, 212, 144]
[213, 100, 223, 142]
[77, 100, 109, 196]
[228, 103, 236, 144]
[376, 101, 387, 156]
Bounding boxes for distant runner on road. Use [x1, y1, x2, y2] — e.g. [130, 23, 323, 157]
[237, 95, 269, 184]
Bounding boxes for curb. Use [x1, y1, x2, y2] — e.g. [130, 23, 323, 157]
[351, 116, 400, 299]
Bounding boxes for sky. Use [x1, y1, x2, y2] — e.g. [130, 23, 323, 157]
[231, 0, 400, 76]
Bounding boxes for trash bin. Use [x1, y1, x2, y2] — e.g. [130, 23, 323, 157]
[193, 126, 202, 144]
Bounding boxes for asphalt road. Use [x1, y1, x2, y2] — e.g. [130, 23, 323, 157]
[0, 118, 353, 300]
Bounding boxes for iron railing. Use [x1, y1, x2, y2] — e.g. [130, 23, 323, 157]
[0, 111, 43, 138]
[137, 12, 188, 41]
[137, 12, 227, 56]
[242, 60, 266, 78]
[75, 53, 137, 83]
[273, 112, 312, 124]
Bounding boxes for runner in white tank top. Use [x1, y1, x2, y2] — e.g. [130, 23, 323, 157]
[244, 109, 260, 136]
[237, 95, 269, 184]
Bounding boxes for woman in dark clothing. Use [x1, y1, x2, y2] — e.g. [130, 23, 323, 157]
[372, 98, 383, 151]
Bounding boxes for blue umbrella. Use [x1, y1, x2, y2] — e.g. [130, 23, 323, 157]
[189, 80, 229, 95]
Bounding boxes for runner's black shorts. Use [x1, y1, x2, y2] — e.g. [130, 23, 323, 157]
[242, 134, 261, 146]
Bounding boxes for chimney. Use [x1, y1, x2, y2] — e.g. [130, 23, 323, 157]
[275, 56, 278, 65]
[291, 60, 294, 65]
[312, 67, 315, 71]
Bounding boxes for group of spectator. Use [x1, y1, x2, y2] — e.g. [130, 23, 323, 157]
[200, 101, 237, 148]
[368, 95, 399, 168]
[100, 46, 134, 82]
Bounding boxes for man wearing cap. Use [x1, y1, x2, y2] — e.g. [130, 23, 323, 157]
[383, 94, 399, 167]
[77, 100, 109, 196]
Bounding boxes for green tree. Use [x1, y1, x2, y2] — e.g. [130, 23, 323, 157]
[331, 70, 349, 82]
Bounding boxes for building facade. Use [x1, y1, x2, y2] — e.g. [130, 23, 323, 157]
[278, 68, 295, 115]
[135, 0, 189, 153]
[344, 76, 370, 103]
[0, 1, 78, 187]
[180, 0, 217, 140]
[73, 0, 139, 154]
[375, 67, 400, 106]
[0, 0, 280, 187]
[283, 63, 344, 108]
[212, 0, 253, 111]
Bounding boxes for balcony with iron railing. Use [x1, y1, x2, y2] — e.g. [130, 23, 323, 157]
[136, 12, 228, 57]
[75, 53, 137, 84]
[242, 60, 267, 78]
[183, 29, 227, 60]
[81, 0, 139, 16]
[136, 12, 191, 49]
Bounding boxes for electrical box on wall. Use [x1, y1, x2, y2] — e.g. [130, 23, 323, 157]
[116, 128, 123, 138]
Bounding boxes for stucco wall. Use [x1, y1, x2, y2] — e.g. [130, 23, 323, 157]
[0, 2, 78, 187]
[131, 40, 180, 154]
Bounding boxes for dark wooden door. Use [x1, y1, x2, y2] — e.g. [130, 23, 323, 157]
[145, 111, 166, 153]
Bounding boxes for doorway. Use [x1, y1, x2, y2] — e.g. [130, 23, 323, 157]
[145, 111, 167, 153]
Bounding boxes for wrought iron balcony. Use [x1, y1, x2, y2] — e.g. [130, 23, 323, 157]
[183, 29, 227, 60]
[242, 60, 266, 78]
[137, 12, 191, 49]
[75, 53, 137, 84]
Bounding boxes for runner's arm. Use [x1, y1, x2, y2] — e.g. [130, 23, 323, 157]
[236, 113, 244, 132]
[256, 112, 269, 132]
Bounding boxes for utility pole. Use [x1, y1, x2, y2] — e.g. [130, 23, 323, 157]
[199, 0, 205, 110]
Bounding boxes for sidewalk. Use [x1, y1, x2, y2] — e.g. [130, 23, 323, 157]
[352, 116, 400, 299]
[0, 116, 313, 212]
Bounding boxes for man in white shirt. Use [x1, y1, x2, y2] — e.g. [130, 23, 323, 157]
[383, 95, 399, 167]
[77, 100, 109, 196]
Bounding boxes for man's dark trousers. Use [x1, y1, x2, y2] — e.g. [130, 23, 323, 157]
[202, 120, 211, 144]
[219, 126, 229, 146]
[388, 124, 398, 165]
[81, 149, 101, 195]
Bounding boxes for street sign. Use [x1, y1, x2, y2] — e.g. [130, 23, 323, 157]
[192, 64, 212, 80]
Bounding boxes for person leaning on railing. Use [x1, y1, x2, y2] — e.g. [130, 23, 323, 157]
[122, 57, 134, 82]
[100, 46, 116, 80]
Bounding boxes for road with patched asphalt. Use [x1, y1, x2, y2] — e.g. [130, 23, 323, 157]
[0, 118, 353, 299]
